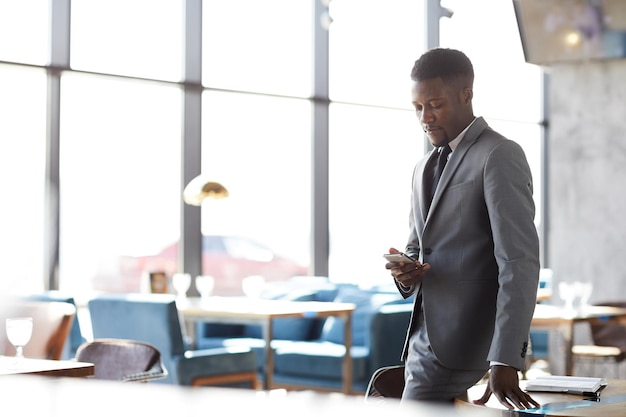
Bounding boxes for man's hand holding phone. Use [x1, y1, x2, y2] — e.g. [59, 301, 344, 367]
[384, 247, 430, 290]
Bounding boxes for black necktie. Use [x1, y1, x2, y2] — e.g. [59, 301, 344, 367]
[430, 144, 452, 202]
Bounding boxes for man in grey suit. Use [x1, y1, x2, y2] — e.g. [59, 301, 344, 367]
[385, 48, 540, 410]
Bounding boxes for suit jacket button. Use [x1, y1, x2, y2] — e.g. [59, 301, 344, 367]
[424, 248, 432, 255]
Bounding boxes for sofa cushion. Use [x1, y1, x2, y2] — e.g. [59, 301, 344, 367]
[320, 288, 403, 346]
[273, 341, 370, 381]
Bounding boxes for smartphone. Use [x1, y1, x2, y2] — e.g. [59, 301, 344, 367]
[383, 252, 416, 263]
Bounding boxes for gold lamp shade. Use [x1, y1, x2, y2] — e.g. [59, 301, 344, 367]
[183, 175, 229, 206]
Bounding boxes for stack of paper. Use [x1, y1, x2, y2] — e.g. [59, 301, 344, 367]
[525, 375, 607, 395]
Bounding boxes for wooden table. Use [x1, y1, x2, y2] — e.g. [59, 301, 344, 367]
[537, 287, 553, 302]
[531, 304, 626, 376]
[0, 355, 94, 378]
[458, 379, 626, 416]
[177, 296, 356, 393]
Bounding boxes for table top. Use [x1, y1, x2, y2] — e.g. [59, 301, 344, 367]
[177, 296, 356, 320]
[0, 355, 94, 378]
[537, 288, 553, 302]
[458, 379, 626, 416]
[532, 304, 626, 326]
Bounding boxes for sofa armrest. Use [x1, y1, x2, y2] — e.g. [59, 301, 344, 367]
[367, 303, 413, 375]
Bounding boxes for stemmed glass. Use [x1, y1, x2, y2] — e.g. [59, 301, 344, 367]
[242, 275, 266, 299]
[558, 282, 576, 315]
[171, 273, 192, 299]
[195, 275, 215, 300]
[575, 281, 593, 312]
[5, 317, 33, 365]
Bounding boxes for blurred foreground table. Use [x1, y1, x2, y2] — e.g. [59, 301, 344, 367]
[0, 355, 94, 377]
[457, 379, 626, 416]
[2, 374, 494, 416]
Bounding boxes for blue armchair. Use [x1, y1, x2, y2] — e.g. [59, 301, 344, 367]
[87, 293, 258, 387]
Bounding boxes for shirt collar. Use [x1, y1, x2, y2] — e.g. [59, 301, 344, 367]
[447, 117, 477, 152]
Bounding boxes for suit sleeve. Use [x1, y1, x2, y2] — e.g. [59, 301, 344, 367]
[484, 140, 540, 369]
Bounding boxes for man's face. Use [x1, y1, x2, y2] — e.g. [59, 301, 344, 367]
[411, 77, 472, 148]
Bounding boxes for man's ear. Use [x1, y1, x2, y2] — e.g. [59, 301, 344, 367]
[462, 87, 473, 104]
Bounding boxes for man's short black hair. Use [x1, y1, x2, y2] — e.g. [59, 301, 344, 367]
[410, 48, 474, 85]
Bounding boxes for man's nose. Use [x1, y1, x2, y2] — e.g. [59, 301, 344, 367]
[419, 108, 434, 124]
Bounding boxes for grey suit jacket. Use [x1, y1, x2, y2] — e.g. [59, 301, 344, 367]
[401, 117, 540, 371]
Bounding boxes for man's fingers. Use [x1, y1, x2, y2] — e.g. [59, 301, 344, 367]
[492, 389, 539, 410]
[471, 385, 492, 405]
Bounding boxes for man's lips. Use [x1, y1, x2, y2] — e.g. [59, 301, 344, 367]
[423, 126, 441, 134]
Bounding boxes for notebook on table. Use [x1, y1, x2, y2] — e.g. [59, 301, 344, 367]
[525, 375, 607, 396]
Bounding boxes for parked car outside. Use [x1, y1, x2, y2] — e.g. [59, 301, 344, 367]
[92, 235, 309, 296]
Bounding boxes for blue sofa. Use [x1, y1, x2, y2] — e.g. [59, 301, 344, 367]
[195, 281, 414, 393]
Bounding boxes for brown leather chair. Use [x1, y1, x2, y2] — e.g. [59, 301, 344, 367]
[0, 300, 76, 360]
[572, 301, 626, 378]
[76, 338, 167, 382]
[365, 365, 405, 401]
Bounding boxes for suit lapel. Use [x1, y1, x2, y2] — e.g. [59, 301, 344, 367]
[425, 117, 488, 219]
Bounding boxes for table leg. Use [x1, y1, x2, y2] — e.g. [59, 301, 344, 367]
[262, 318, 274, 390]
[561, 323, 574, 376]
[183, 318, 197, 350]
[342, 312, 353, 394]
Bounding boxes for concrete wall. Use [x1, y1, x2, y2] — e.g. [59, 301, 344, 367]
[548, 59, 626, 304]
[545, 59, 626, 374]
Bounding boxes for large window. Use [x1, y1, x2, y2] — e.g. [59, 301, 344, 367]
[200, 92, 312, 294]
[0, 0, 546, 298]
[59, 74, 181, 297]
[70, 0, 183, 82]
[0, 0, 49, 65]
[0, 65, 47, 295]
[327, 0, 427, 287]
[202, 0, 312, 97]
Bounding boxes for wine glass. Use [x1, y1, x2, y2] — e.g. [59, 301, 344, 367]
[558, 282, 576, 315]
[242, 275, 266, 299]
[195, 275, 215, 299]
[575, 281, 593, 312]
[5, 317, 33, 364]
[171, 273, 192, 299]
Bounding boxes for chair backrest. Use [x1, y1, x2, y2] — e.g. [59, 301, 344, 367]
[75, 338, 167, 382]
[365, 365, 405, 401]
[590, 301, 626, 352]
[23, 291, 86, 359]
[87, 293, 187, 384]
[0, 300, 76, 360]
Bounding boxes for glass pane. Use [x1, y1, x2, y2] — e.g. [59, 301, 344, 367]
[329, 103, 424, 289]
[329, 0, 424, 108]
[203, 0, 312, 97]
[0, 65, 47, 294]
[0, 0, 49, 65]
[70, 0, 183, 81]
[440, 0, 544, 123]
[201, 91, 311, 295]
[59, 73, 182, 297]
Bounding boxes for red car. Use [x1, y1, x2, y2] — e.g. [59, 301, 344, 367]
[93, 235, 309, 296]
